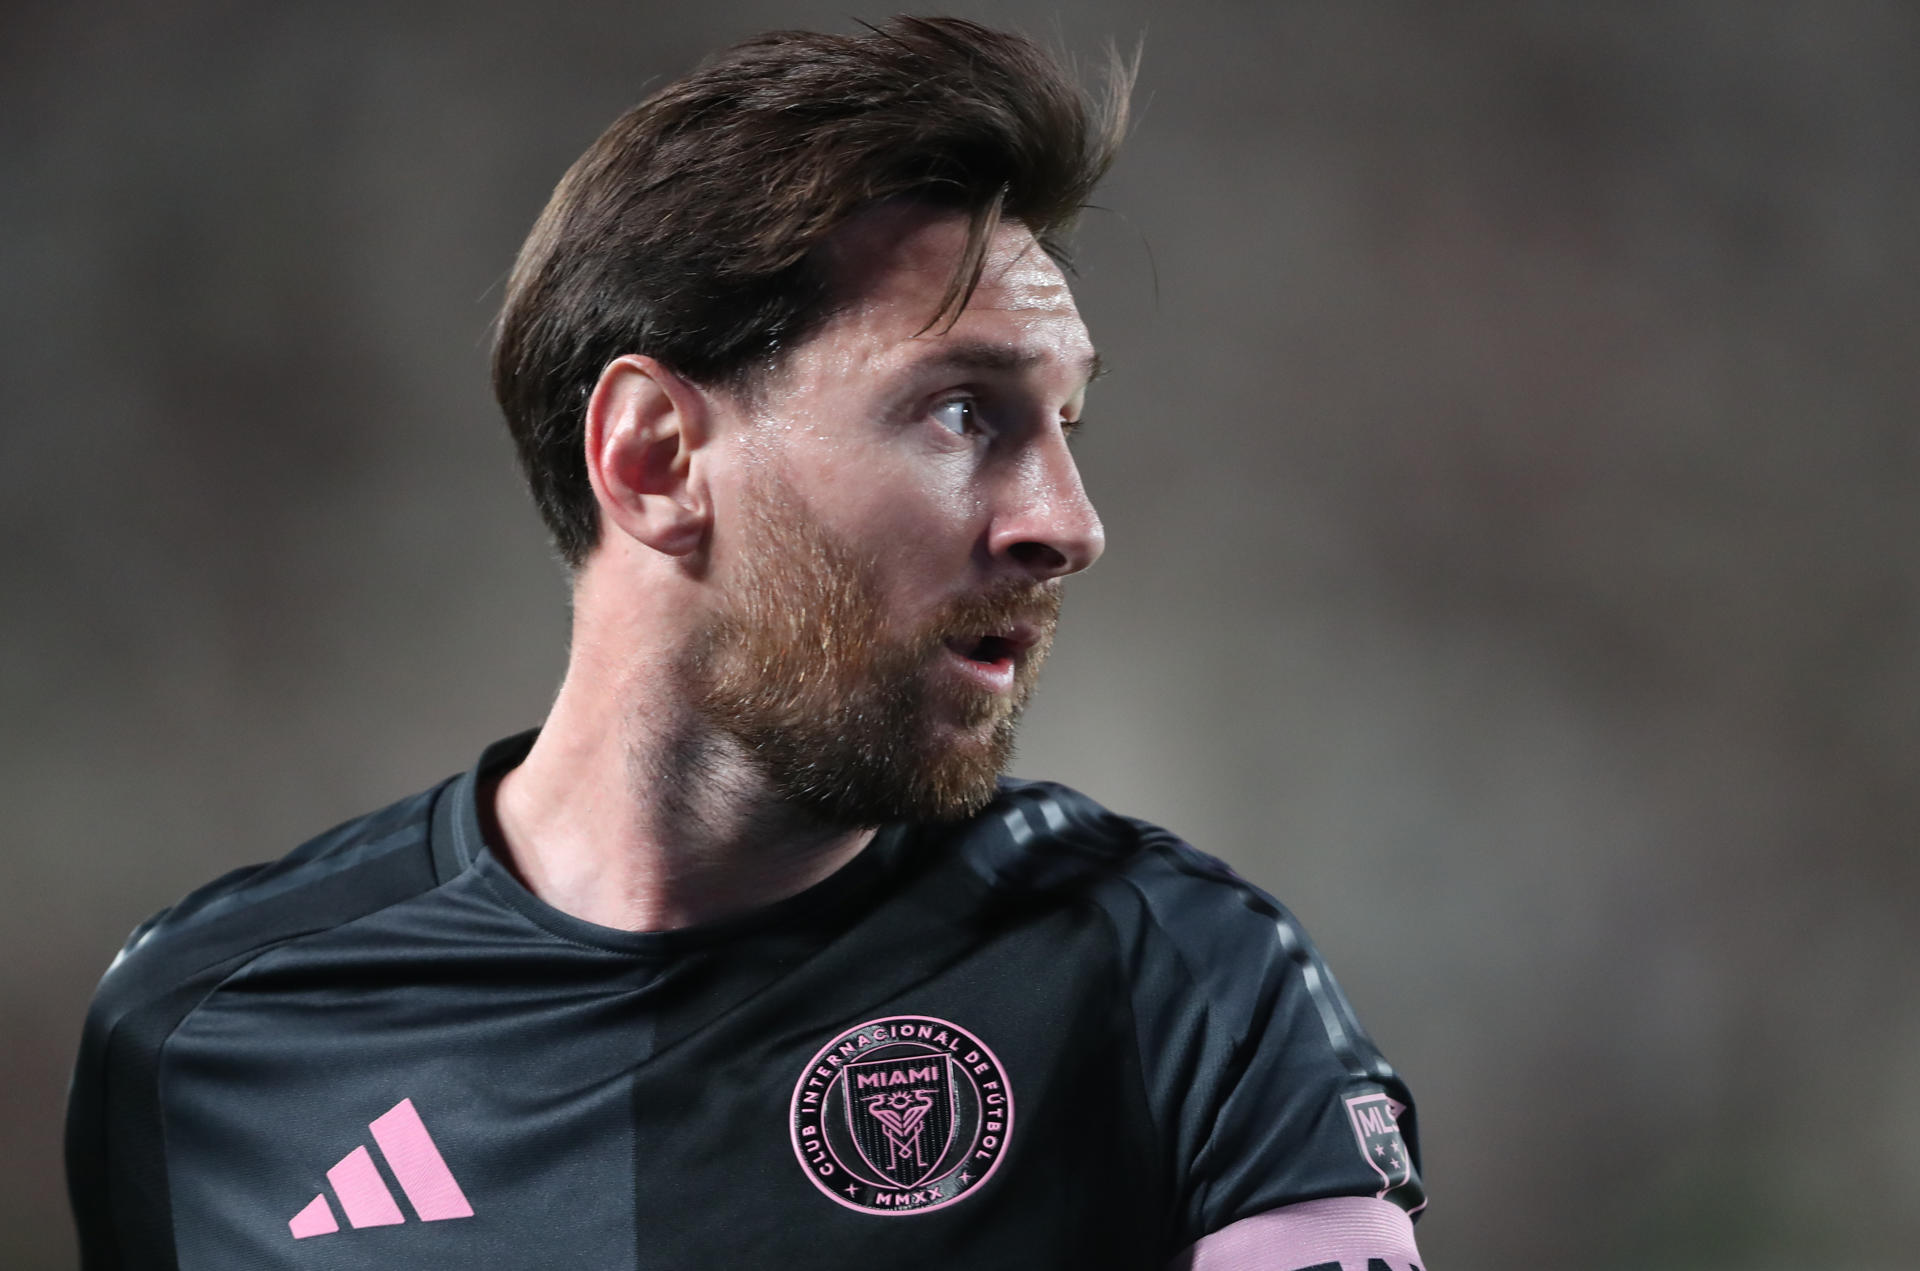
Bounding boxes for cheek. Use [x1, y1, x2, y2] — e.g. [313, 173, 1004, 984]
[775, 426, 988, 579]
[847, 491, 986, 613]
[834, 451, 981, 542]
[874, 491, 982, 567]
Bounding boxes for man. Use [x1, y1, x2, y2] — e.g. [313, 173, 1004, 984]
[69, 18, 1427, 1270]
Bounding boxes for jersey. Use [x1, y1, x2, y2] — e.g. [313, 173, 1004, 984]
[68, 731, 1427, 1270]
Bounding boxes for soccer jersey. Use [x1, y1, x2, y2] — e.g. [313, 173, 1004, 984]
[68, 731, 1427, 1270]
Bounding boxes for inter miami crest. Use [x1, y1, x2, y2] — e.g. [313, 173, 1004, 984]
[790, 1015, 1013, 1215]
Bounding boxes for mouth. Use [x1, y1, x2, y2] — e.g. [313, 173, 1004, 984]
[938, 622, 1046, 699]
[943, 623, 1041, 671]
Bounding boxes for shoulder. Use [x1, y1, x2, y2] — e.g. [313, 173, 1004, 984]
[86, 778, 450, 1027]
[67, 776, 460, 1265]
[962, 778, 1423, 1233]
[966, 777, 1326, 1009]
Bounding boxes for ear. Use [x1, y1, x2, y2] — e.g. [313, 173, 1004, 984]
[582, 354, 711, 558]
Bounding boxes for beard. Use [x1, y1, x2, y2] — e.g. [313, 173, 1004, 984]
[682, 469, 1059, 827]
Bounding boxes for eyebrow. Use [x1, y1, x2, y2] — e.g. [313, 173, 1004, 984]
[911, 341, 1105, 385]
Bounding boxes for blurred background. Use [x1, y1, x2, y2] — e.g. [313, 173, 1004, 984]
[4, 1, 1915, 1266]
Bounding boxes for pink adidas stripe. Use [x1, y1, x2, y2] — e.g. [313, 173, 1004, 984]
[369, 1098, 474, 1221]
[288, 1193, 338, 1239]
[1169, 1196, 1423, 1271]
[326, 1145, 405, 1229]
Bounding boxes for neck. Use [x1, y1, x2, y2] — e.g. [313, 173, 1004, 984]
[489, 570, 874, 933]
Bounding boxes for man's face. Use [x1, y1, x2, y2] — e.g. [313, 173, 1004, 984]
[687, 204, 1105, 825]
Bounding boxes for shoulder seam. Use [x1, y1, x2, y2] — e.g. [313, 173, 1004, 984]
[92, 820, 443, 1038]
[1132, 834, 1396, 1085]
[1102, 837, 1271, 1227]
[144, 821, 428, 949]
[1082, 865, 1206, 1188]
[158, 860, 446, 1037]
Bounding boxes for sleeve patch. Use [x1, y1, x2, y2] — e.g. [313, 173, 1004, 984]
[1343, 1094, 1417, 1202]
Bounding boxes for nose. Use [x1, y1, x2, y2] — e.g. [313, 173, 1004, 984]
[986, 435, 1106, 581]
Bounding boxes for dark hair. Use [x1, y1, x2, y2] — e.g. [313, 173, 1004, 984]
[492, 16, 1133, 569]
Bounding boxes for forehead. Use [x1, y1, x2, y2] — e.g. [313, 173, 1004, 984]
[801, 203, 1093, 373]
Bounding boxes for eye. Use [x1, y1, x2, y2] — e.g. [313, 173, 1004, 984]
[930, 396, 986, 439]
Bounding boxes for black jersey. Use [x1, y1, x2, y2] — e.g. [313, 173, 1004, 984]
[68, 732, 1427, 1270]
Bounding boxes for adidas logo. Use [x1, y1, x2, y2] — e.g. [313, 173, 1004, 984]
[289, 1098, 474, 1238]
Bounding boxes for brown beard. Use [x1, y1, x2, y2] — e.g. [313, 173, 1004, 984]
[684, 468, 1059, 826]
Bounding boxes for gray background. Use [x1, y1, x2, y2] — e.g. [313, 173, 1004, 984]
[5, 2, 1916, 1267]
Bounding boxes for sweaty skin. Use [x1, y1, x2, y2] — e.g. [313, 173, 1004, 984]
[491, 204, 1104, 933]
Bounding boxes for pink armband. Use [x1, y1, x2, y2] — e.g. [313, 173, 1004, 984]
[1169, 1196, 1424, 1271]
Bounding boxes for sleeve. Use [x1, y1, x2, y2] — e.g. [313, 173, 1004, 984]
[1099, 834, 1427, 1271]
[67, 908, 176, 1271]
[65, 785, 445, 1267]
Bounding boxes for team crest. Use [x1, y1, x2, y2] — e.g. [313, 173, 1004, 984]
[1345, 1091, 1415, 1197]
[790, 1015, 1013, 1215]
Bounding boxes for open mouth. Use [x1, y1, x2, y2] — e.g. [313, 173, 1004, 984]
[944, 623, 1041, 671]
[959, 634, 1017, 665]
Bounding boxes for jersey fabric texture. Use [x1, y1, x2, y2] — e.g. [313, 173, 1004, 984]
[68, 731, 1426, 1270]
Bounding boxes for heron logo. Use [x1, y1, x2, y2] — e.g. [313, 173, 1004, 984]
[789, 1015, 1013, 1215]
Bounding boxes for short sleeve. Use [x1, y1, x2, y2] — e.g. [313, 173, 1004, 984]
[1093, 833, 1426, 1253]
